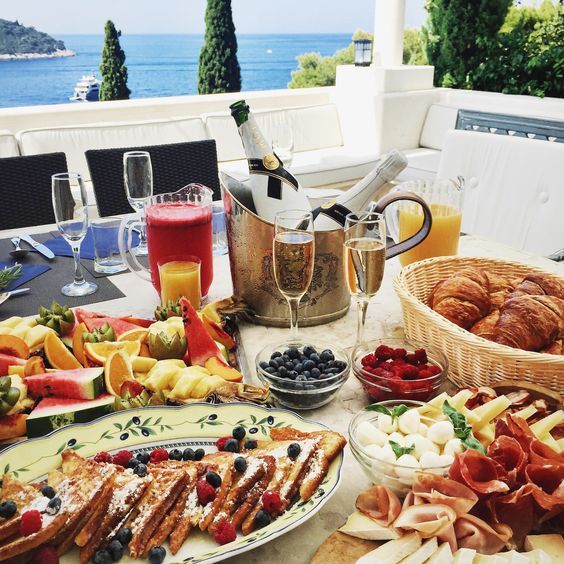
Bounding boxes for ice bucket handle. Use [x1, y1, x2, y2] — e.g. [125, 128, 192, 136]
[372, 191, 433, 260]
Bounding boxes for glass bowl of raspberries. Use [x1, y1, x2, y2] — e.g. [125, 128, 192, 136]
[351, 339, 447, 402]
[255, 341, 350, 410]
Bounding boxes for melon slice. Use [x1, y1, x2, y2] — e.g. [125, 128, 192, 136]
[26, 394, 114, 438]
[0, 353, 26, 376]
[25, 367, 104, 400]
[83, 317, 142, 338]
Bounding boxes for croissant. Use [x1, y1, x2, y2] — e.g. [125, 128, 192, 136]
[509, 273, 564, 300]
[470, 310, 500, 340]
[429, 268, 491, 329]
[492, 295, 564, 351]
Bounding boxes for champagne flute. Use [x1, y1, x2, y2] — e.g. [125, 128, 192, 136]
[52, 172, 98, 297]
[272, 123, 294, 167]
[344, 212, 386, 346]
[273, 210, 315, 344]
[124, 151, 153, 256]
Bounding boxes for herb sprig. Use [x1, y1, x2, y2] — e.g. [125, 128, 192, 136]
[442, 400, 486, 454]
[0, 263, 22, 290]
[366, 403, 408, 421]
[389, 440, 415, 458]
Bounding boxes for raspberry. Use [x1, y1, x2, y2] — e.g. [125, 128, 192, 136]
[418, 369, 433, 378]
[112, 450, 133, 467]
[213, 519, 237, 545]
[394, 364, 419, 380]
[215, 436, 232, 451]
[20, 510, 42, 536]
[93, 451, 113, 464]
[149, 448, 169, 464]
[374, 345, 394, 361]
[261, 490, 282, 515]
[32, 546, 58, 564]
[428, 364, 441, 376]
[196, 479, 216, 505]
[390, 347, 407, 359]
[361, 353, 376, 367]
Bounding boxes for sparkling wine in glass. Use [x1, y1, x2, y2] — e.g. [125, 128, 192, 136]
[273, 210, 315, 344]
[344, 212, 386, 345]
[124, 151, 153, 256]
[52, 172, 98, 297]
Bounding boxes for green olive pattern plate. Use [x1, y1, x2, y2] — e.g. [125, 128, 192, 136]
[0, 402, 344, 564]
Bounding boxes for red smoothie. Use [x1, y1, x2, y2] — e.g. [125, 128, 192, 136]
[146, 202, 213, 297]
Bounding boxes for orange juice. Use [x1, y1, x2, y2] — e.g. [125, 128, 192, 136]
[159, 260, 201, 307]
[399, 203, 462, 266]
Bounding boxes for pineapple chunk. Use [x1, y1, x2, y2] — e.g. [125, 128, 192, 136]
[0, 316, 24, 328]
[24, 324, 56, 348]
[131, 356, 157, 372]
[7, 366, 25, 377]
[169, 371, 207, 399]
[191, 374, 225, 399]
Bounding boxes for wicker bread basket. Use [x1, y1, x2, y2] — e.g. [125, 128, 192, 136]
[393, 256, 564, 391]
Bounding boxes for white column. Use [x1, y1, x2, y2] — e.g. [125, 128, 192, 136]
[373, 0, 405, 67]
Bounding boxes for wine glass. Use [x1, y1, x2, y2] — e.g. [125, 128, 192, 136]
[273, 210, 315, 344]
[344, 212, 386, 346]
[52, 172, 98, 297]
[123, 151, 153, 256]
[272, 123, 294, 167]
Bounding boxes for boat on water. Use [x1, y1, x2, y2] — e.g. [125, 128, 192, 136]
[69, 74, 100, 102]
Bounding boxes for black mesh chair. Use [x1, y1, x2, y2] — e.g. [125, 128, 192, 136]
[85, 140, 221, 217]
[0, 152, 68, 230]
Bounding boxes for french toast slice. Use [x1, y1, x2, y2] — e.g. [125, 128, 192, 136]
[79, 470, 151, 564]
[0, 475, 41, 542]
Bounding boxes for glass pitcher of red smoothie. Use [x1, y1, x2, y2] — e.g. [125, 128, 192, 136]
[119, 184, 214, 298]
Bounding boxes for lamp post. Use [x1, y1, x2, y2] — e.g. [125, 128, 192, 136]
[354, 38, 373, 67]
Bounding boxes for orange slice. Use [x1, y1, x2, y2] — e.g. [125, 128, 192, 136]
[84, 341, 141, 365]
[117, 328, 148, 342]
[104, 350, 134, 396]
[44, 331, 82, 370]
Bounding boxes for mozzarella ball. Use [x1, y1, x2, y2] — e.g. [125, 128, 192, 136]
[443, 438, 464, 457]
[377, 443, 397, 464]
[427, 421, 455, 445]
[438, 454, 455, 466]
[355, 421, 386, 447]
[395, 454, 420, 481]
[404, 434, 439, 460]
[419, 450, 443, 470]
[418, 423, 429, 437]
[377, 413, 397, 434]
[364, 444, 382, 459]
[398, 409, 421, 435]
[388, 432, 407, 446]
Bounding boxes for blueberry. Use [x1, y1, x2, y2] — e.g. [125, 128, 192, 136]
[234, 456, 247, 472]
[287, 443, 301, 459]
[132, 416, 141, 425]
[244, 439, 257, 449]
[93, 549, 112, 564]
[284, 362, 294, 370]
[134, 463, 147, 477]
[311, 367, 321, 379]
[46, 496, 61, 516]
[302, 371, 311, 379]
[107, 539, 124, 561]
[119, 433, 129, 441]
[259, 361, 269, 370]
[299, 354, 307, 361]
[278, 366, 288, 378]
[287, 347, 300, 359]
[270, 351, 282, 359]
[194, 448, 205, 461]
[303, 360, 315, 371]
[115, 527, 132, 545]
[265, 366, 277, 375]
[136, 452, 150, 464]
[232, 426, 246, 440]
[206, 471, 222, 488]
[296, 374, 307, 382]
[294, 363, 304, 374]
[268, 359, 279, 369]
[292, 358, 300, 366]
[41, 485, 56, 499]
[127, 457, 140, 469]
[318, 363, 326, 372]
[281, 354, 290, 363]
[287, 371, 298, 380]
[303, 345, 316, 357]
[309, 353, 320, 364]
[320, 349, 334, 362]
[0, 500, 17, 519]
[224, 438, 239, 453]
[169, 449, 183, 461]
[255, 509, 272, 529]
[334, 360, 347, 371]
[182, 448, 195, 461]
[148, 546, 166, 564]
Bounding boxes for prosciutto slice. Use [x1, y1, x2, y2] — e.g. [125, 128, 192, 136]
[449, 449, 509, 496]
[402, 490, 425, 511]
[495, 414, 535, 452]
[412, 473, 479, 515]
[487, 436, 528, 487]
[356, 485, 402, 527]
[528, 439, 564, 466]
[454, 513, 513, 554]
[394, 503, 458, 552]
[525, 463, 564, 511]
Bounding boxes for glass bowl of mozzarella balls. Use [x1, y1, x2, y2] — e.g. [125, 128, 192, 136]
[348, 400, 463, 496]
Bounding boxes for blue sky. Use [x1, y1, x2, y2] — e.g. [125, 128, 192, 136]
[3, 0, 428, 34]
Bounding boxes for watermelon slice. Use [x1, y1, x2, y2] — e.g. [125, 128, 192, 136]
[180, 297, 227, 367]
[25, 367, 104, 400]
[0, 353, 26, 376]
[75, 309, 153, 329]
[26, 394, 114, 438]
[83, 318, 141, 338]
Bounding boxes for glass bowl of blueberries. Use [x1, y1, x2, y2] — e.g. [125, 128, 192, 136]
[255, 341, 350, 410]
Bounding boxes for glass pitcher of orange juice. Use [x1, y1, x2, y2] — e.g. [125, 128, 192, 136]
[386, 178, 464, 267]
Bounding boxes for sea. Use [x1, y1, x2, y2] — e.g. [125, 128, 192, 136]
[0, 34, 350, 109]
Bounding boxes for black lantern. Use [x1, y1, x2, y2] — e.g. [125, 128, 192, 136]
[353, 38, 373, 67]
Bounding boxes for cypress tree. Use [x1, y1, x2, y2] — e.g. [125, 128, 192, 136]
[99, 20, 131, 101]
[198, 0, 241, 94]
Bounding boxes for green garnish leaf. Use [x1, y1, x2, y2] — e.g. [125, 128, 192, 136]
[389, 440, 415, 459]
[366, 404, 391, 417]
[442, 400, 486, 454]
[391, 405, 409, 421]
[462, 435, 486, 454]
[0, 263, 22, 290]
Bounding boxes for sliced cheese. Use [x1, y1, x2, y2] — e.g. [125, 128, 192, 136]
[419, 392, 450, 414]
[427, 542, 453, 564]
[557, 438, 564, 452]
[453, 548, 477, 564]
[529, 411, 564, 439]
[356, 532, 421, 564]
[541, 433, 561, 453]
[475, 423, 495, 446]
[499, 550, 530, 564]
[339, 511, 401, 541]
[399, 537, 437, 564]
[474, 555, 506, 564]
[513, 404, 537, 421]
[471, 396, 512, 432]
[520, 549, 553, 564]
[524, 534, 564, 562]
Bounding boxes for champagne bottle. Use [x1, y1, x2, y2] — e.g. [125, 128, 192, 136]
[312, 150, 408, 230]
[229, 100, 311, 222]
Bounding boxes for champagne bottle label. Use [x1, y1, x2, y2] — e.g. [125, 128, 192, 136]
[248, 156, 300, 200]
[311, 200, 352, 225]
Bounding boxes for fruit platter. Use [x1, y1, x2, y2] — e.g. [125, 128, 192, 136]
[0, 296, 271, 443]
